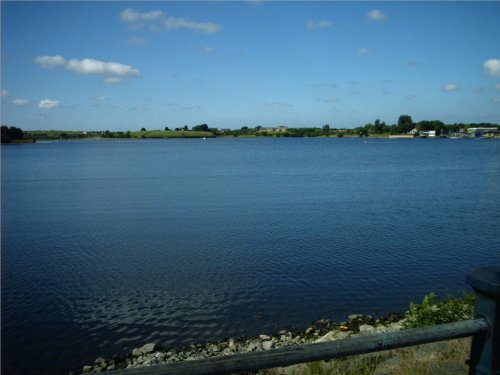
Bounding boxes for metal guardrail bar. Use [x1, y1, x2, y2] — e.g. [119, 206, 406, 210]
[112, 318, 489, 375]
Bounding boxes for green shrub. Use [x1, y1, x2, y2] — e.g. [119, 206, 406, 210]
[403, 292, 475, 329]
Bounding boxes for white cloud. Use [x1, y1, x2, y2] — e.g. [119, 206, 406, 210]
[35, 55, 140, 83]
[495, 83, 500, 90]
[405, 95, 416, 101]
[1, 89, 8, 97]
[366, 9, 387, 22]
[119, 8, 221, 34]
[484, 59, 500, 77]
[38, 99, 59, 109]
[306, 20, 332, 29]
[13, 99, 29, 106]
[442, 83, 461, 92]
[492, 97, 500, 104]
[120, 8, 164, 22]
[356, 48, 370, 56]
[66, 58, 140, 77]
[203, 46, 214, 54]
[128, 36, 147, 45]
[34, 55, 66, 68]
[164, 17, 221, 33]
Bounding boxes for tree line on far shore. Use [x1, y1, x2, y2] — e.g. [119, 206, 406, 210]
[92, 116, 500, 138]
[144, 115, 498, 138]
[2, 115, 499, 142]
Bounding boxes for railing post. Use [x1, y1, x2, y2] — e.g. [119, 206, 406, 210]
[467, 266, 500, 375]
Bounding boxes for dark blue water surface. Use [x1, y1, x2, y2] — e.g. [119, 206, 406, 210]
[2, 137, 499, 374]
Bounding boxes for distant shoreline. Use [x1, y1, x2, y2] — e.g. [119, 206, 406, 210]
[15, 134, 500, 143]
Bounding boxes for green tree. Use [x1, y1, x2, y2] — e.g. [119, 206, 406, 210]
[374, 119, 384, 134]
[140, 127, 147, 131]
[192, 124, 209, 132]
[1, 125, 25, 143]
[432, 120, 445, 135]
[397, 115, 414, 134]
[322, 124, 330, 136]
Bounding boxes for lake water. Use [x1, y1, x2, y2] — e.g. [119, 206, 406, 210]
[1, 137, 499, 374]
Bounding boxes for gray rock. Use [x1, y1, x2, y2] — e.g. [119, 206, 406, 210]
[228, 338, 237, 351]
[140, 343, 157, 354]
[259, 334, 271, 341]
[375, 325, 389, 333]
[143, 358, 154, 366]
[336, 332, 350, 340]
[131, 348, 142, 357]
[247, 340, 262, 352]
[212, 344, 222, 353]
[359, 324, 376, 334]
[107, 364, 116, 371]
[82, 365, 93, 373]
[316, 330, 350, 342]
[348, 314, 363, 321]
[155, 352, 166, 360]
[315, 331, 337, 343]
[388, 322, 403, 331]
[262, 340, 274, 350]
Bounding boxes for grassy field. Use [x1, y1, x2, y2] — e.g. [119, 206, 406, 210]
[25, 130, 88, 140]
[24, 129, 215, 140]
[260, 338, 470, 375]
[130, 130, 214, 138]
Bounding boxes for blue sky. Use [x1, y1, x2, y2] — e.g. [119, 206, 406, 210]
[1, 1, 499, 131]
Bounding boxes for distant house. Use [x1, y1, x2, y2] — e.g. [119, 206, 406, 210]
[419, 130, 436, 137]
[467, 127, 500, 138]
[260, 126, 288, 133]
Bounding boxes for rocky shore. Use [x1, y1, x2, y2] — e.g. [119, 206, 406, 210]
[77, 312, 407, 374]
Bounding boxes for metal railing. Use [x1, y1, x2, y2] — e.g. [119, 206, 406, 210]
[111, 266, 499, 375]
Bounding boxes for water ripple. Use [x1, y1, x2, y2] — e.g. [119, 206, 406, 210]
[2, 138, 499, 375]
